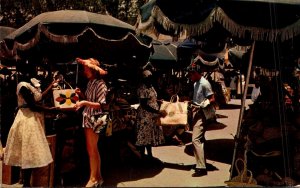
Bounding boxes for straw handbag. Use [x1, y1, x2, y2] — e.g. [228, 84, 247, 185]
[225, 158, 259, 187]
[159, 95, 188, 126]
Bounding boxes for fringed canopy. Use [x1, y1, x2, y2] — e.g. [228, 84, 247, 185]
[193, 54, 219, 66]
[137, 0, 300, 42]
[1, 10, 152, 62]
[4, 24, 151, 54]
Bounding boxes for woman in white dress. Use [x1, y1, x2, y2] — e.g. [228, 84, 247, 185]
[4, 77, 58, 187]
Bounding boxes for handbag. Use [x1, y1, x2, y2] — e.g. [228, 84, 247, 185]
[86, 112, 108, 134]
[53, 89, 79, 109]
[159, 95, 188, 126]
[52, 79, 79, 110]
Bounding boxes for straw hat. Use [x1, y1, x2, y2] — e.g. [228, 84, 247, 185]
[76, 57, 107, 75]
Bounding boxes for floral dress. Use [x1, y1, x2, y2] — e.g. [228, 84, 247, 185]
[135, 84, 164, 146]
[4, 82, 53, 169]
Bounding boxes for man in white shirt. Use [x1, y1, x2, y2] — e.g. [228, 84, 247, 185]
[186, 62, 215, 177]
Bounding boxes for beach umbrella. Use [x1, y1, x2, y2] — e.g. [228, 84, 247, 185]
[137, 0, 300, 42]
[149, 40, 177, 69]
[2, 10, 151, 63]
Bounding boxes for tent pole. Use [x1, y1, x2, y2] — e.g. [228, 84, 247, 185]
[230, 41, 255, 179]
[76, 63, 79, 87]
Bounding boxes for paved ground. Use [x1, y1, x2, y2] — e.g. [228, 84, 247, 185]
[101, 99, 252, 187]
[1, 99, 252, 187]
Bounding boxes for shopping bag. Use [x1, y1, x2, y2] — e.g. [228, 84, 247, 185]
[159, 95, 188, 126]
[52, 89, 79, 109]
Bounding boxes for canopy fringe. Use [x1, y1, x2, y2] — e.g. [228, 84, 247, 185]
[135, 14, 160, 38]
[215, 7, 300, 42]
[138, 5, 300, 42]
[281, 18, 300, 41]
[12, 28, 41, 51]
[5, 24, 151, 57]
[0, 40, 15, 58]
[136, 14, 156, 33]
[40, 24, 78, 43]
[214, 7, 278, 42]
[193, 54, 219, 66]
[152, 5, 214, 36]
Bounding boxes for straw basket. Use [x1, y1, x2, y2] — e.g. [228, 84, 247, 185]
[225, 158, 259, 187]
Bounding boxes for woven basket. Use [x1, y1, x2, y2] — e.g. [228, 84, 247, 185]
[225, 158, 259, 187]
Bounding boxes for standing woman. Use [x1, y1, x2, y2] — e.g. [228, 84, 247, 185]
[135, 70, 167, 159]
[74, 58, 108, 187]
[4, 73, 58, 187]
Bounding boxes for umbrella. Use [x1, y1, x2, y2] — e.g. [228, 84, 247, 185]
[149, 40, 177, 69]
[137, 0, 300, 180]
[176, 38, 228, 69]
[0, 26, 16, 41]
[0, 26, 21, 64]
[2, 10, 152, 63]
[137, 0, 300, 42]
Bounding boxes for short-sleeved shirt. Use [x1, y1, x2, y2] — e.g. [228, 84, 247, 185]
[193, 76, 214, 104]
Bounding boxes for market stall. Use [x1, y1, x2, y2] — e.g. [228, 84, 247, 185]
[136, 0, 300, 186]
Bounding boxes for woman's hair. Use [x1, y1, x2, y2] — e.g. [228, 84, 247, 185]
[81, 63, 102, 79]
[90, 67, 103, 79]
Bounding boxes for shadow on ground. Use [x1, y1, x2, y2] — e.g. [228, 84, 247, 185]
[184, 138, 235, 165]
[55, 125, 232, 187]
[220, 103, 241, 110]
[163, 162, 218, 172]
[103, 157, 164, 187]
[100, 133, 165, 187]
[207, 122, 227, 131]
[216, 113, 228, 119]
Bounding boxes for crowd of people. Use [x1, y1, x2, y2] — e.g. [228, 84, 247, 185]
[1, 55, 300, 187]
[0, 56, 219, 187]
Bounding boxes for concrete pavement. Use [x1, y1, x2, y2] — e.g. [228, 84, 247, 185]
[1, 99, 252, 187]
[102, 99, 252, 187]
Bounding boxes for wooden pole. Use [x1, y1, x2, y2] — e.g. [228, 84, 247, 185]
[229, 41, 255, 179]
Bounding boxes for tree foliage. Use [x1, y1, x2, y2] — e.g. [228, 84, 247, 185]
[0, 0, 147, 28]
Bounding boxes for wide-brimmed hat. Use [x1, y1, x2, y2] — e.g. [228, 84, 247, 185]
[76, 58, 107, 75]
